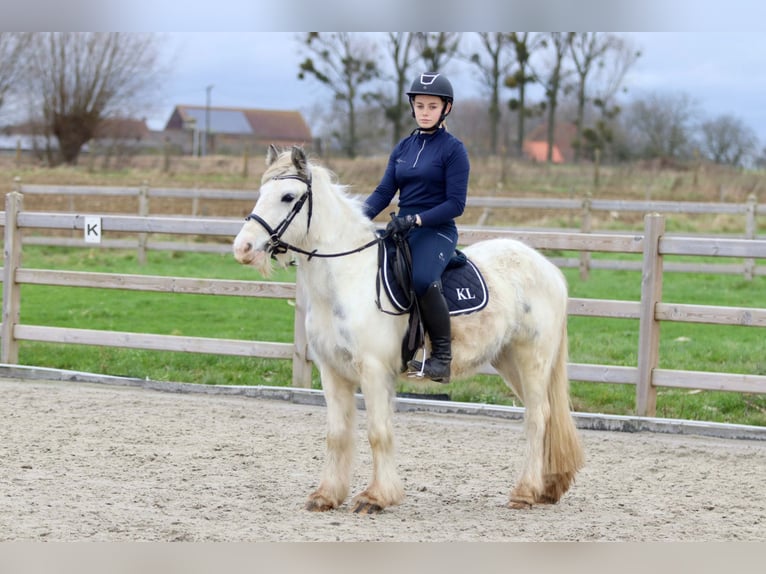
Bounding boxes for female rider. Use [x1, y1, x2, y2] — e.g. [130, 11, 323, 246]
[362, 72, 470, 384]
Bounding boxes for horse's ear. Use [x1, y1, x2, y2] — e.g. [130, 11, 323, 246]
[291, 146, 308, 178]
[266, 144, 280, 166]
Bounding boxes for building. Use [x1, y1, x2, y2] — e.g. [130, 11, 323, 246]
[1, 117, 153, 157]
[523, 122, 577, 163]
[163, 105, 312, 155]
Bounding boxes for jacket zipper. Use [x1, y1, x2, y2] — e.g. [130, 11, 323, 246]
[412, 139, 426, 167]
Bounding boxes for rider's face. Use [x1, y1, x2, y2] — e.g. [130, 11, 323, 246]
[412, 94, 450, 130]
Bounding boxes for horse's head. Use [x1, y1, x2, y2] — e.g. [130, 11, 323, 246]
[233, 145, 313, 276]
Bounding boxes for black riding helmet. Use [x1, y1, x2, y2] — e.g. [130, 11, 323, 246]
[406, 72, 454, 127]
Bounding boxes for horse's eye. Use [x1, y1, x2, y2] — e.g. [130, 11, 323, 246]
[281, 193, 296, 203]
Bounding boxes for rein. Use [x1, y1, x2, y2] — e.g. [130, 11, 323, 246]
[244, 171, 382, 261]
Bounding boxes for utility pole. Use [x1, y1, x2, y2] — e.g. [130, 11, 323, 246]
[204, 84, 213, 156]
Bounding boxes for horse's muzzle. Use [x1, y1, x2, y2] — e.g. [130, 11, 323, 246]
[233, 233, 261, 264]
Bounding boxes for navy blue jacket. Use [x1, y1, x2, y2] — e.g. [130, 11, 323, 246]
[363, 127, 470, 227]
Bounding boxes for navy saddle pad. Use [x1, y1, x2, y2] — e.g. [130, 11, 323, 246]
[379, 235, 489, 316]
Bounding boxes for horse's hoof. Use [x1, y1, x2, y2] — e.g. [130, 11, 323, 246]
[351, 501, 384, 514]
[305, 497, 337, 512]
[508, 498, 534, 510]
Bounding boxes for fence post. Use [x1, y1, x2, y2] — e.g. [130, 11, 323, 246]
[579, 192, 592, 280]
[636, 213, 665, 417]
[242, 145, 249, 179]
[593, 148, 601, 190]
[162, 136, 171, 173]
[2, 191, 24, 364]
[137, 181, 149, 265]
[744, 193, 757, 281]
[291, 273, 313, 388]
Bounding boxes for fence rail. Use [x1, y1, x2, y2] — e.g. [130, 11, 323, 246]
[13, 179, 764, 278]
[2, 190, 766, 418]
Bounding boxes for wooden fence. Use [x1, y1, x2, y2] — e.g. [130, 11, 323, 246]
[3, 191, 766, 417]
[13, 179, 764, 279]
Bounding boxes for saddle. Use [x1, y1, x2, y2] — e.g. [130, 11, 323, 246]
[376, 232, 489, 366]
[377, 233, 489, 315]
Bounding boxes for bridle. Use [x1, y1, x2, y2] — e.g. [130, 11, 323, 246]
[244, 171, 381, 260]
[244, 173, 314, 257]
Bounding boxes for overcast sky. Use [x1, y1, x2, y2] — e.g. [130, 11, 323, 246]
[145, 31, 766, 147]
[4, 0, 766, 145]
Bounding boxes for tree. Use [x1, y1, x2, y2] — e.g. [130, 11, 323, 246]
[297, 33, 380, 159]
[754, 146, 766, 170]
[625, 91, 700, 160]
[414, 33, 462, 72]
[505, 32, 545, 157]
[699, 114, 758, 167]
[24, 32, 163, 165]
[379, 32, 418, 145]
[539, 32, 574, 163]
[0, 32, 32, 116]
[583, 35, 641, 162]
[568, 33, 614, 162]
[466, 33, 514, 155]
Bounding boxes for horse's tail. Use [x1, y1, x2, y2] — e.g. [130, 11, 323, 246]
[542, 320, 585, 502]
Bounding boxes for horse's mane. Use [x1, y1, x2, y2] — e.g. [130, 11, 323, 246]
[263, 148, 369, 223]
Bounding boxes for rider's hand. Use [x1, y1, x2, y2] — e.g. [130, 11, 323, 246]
[386, 214, 418, 236]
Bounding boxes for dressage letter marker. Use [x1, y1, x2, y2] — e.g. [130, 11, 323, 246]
[84, 216, 102, 244]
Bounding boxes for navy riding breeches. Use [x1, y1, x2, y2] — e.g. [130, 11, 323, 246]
[406, 222, 458, 296]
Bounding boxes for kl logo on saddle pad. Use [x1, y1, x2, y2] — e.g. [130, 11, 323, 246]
[456, 287, 477, 301]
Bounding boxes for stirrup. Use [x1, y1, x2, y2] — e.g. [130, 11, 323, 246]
[406, 348, 427, 379]
[406, 349, 450, 384]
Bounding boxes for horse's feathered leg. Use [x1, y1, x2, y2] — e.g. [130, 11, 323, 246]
[350, 361, 404, 514]
[493, 324, 583, 509]
[502, 341, 551, 508]
[305, 367, 356, 512]
[538, 324, 584, 503]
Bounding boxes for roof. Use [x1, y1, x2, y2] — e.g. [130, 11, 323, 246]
[4, 117, 149, 141]
[165, 105, 312, 142]
[93, 118, 150, 140]
[523, 141, 564, 163]
[524, 122, 577, 163]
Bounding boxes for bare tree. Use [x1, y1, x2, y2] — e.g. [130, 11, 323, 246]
[24, 32, 163, 165]
[505, 32, 545, 157]
[700, 114, 758, 167]
[447, 96, 513, 155]
[379, 32, 418, 145]
[0, 32, 32, 115]
[568, 33, 614, 162]
[414, 33, 462, 72]
[583, 35, 641, 162]
[466, 33, 514, 155]
[625, 91, 700, 160]
[538, 33, 574, 163]
[298, 33, 380, 159]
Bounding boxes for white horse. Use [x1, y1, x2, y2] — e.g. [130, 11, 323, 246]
[233, 145, 584, 513]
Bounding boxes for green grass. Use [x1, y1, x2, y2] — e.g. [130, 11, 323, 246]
[12, 244, 766, 426]
[560, 264, 766, 425]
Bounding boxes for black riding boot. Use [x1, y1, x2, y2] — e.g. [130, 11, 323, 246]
[408, 281, 452, 384]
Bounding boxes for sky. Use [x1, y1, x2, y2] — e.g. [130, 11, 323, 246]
[145, 31, 766, 147]
[4, 0, 766, 146]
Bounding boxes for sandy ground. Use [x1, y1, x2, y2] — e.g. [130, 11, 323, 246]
[1, 377, 765, 542]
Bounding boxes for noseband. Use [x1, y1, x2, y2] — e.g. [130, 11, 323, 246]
[244, 173, 313, 257]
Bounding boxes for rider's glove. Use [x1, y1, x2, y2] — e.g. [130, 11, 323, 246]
[386, 214, 418, 237]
